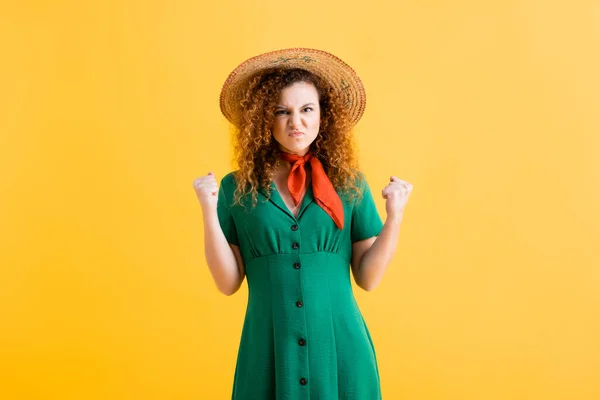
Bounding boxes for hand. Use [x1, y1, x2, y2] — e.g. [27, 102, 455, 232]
[193, 172, 218, 210]
[382, 176, 413, 219]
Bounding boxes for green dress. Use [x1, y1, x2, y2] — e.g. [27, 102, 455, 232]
[217, 171, 384, 400]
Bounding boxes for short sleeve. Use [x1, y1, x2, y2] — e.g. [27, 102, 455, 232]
[351, 177, 384, 243]
[216, 173, 239, 246]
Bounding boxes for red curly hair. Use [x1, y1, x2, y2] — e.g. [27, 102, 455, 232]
[231, 68, 362, 207]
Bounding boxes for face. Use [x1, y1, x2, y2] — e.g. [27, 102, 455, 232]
[272, 81, 321, 156]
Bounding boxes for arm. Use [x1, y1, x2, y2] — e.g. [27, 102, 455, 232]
[350, 175, 413, 292]
[194, 172, 245, 296]
[351, 213, 403, 291]
[203, 209, 246, 296]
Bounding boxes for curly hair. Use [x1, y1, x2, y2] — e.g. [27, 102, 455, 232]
[231, 68, 362, 207]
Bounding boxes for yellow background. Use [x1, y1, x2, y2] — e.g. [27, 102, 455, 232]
[1, 0, 599, 399]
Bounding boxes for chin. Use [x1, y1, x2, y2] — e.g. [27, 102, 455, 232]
[275, 134, 317, 155]
[280, 141, 311, 155]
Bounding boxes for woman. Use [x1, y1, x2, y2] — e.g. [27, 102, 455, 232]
[193, 48, 413, 399]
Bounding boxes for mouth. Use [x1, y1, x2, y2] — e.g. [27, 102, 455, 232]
[289, 130, 304, 138]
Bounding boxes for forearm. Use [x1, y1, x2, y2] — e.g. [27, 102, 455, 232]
[203, 209, 243, 295]
[357, 213, 403, 291]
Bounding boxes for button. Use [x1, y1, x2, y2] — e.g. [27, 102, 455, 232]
[296, 300, 303, 308]
[291, 224, 298, 231]
[293, 262, 301, 269]
[300, 377, 307, 385]
[298, 338, 306, 346]
[292, 242, 299, 250]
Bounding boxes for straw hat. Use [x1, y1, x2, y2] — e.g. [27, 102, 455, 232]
[219, 48, 366, 128]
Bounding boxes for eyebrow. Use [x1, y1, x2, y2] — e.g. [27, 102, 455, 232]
[275, 103, 316, 109]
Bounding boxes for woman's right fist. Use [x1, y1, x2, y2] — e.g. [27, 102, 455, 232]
[193, 172, 218, 210]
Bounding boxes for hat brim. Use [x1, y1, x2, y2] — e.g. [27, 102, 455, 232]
[219, 48, 366, 128]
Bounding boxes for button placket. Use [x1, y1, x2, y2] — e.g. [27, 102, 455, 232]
[292, 221, 303, 309]
[291, 221, 308, 389]
[292, 225, 301, 269]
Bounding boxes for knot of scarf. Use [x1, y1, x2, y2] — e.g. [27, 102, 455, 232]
[279, 151, 344, 230]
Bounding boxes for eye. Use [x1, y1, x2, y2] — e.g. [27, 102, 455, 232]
[275, 109, 288, 115]
[303, 107, 313, 112]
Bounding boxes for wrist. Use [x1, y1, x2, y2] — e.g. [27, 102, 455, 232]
[386, 211, 404, 224]
[201, 203, 219, 219]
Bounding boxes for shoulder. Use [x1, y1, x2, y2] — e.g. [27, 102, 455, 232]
[220, 170, 239, 190]
[218, 171, 241, 205]
[337, 169, 370, 205]
[347, 169, 372, 195]
[352, 169, 368, 187]
[349, 170, 379, 207]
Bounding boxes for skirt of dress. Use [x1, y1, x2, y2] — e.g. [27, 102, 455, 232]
[231, 252, 382, 400]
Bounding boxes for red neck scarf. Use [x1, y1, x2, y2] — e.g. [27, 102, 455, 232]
[279, 151, 344, 230]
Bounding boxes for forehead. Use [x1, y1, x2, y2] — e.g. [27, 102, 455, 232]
[277, 81, 319, 104]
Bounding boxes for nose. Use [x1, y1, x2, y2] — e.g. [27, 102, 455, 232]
[288, 110, 302, 129]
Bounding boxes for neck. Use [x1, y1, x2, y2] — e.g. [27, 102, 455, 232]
[274, 157, 312, 178]
[279, 146, 311, 157]
[276, 160, 292, 175]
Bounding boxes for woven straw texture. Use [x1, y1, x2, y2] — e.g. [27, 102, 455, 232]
[219, 48, 366, 127]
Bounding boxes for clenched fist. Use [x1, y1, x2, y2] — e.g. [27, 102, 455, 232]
[193, 172, 218, 210]
[382, 176, 413, 219]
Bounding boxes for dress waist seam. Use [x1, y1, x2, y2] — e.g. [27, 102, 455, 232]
[244, 250, 350, 264]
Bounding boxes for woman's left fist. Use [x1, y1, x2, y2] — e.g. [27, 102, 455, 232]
[382, 176, 413, 218]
